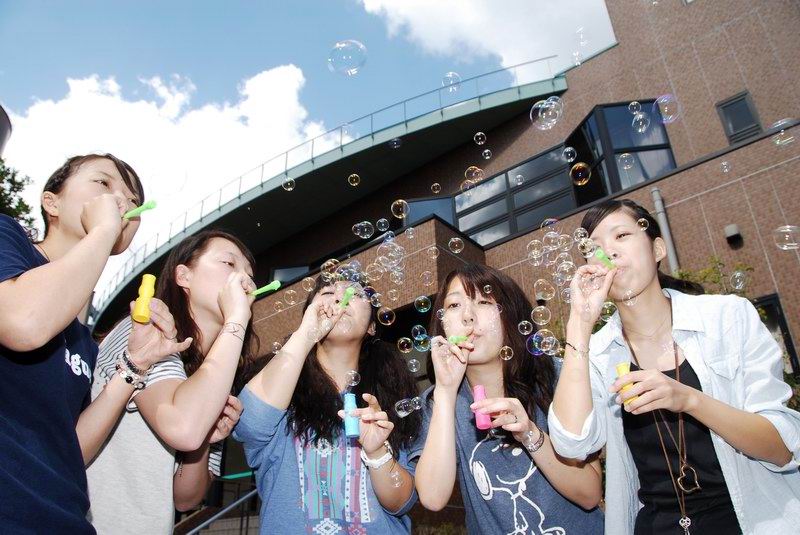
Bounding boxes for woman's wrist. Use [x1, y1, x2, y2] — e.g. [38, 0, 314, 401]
[566, 317, 594, 342]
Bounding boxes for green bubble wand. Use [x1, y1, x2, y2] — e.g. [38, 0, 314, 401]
[251, 280, 281, 297]
[594, 247, 616, 269]
[123, 200, 157, 220]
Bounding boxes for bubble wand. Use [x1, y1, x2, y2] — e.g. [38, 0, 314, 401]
[594, 247, 616, 269]
[250, 280, 281, 297]
[123, 200, 157, 220]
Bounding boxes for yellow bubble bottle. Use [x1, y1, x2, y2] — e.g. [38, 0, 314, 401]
[132, 274, 156, 324]
[615, 362, 639, 405]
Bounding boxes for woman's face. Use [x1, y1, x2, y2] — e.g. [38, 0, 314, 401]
[587, 210, 664, 300]
[43, 158, 141, 254]
[317, 281, 374, 342]
[179, 238, 254, 323]
[441, 276, 505, 365]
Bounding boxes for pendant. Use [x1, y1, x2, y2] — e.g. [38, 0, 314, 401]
[677, 463, 701, 494]
[679, 515, 691, 534]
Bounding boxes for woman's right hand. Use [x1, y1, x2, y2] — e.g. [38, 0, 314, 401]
[80, 193, 126, 238]
[218, 272, 256, 324]
[568, 264, 617, 328]
[430, 335, 470, 393]
[298, 293, 345, 342]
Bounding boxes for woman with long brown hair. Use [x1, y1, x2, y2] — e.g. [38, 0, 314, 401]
[549, 198, 800, 534]
[86, 229, 260, 534]
[411, 263, 604, 534]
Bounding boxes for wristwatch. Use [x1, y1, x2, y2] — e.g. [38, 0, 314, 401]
[360, 440, 394, 469]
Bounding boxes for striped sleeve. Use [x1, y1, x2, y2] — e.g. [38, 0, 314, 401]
[208, 441, 224, 477]
[95, 316, 187, 412]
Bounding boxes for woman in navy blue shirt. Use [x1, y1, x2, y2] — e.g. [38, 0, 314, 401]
[0, 154, 190, 533]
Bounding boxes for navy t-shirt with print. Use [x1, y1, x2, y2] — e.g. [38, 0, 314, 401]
[0, 214, 98, 534]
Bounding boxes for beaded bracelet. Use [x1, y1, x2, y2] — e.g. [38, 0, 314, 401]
[523, 424, 545, 454]
[115, 350, 148, 391]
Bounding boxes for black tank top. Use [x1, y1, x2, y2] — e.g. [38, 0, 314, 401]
[622, 359, 741, 534]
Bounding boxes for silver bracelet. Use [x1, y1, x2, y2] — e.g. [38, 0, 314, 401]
[522, 424, 545, 454]
[565, 341, 589, 359]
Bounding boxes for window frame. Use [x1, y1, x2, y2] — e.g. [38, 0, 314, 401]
[716, 91, 762, 144]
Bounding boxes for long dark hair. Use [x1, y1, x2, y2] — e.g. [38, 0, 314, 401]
[581, 199, 705, 295]
[280, 277, 421, 453]
[156, 229, 260, 393]
[41, 153, 144, 238]
[427, 264, 557, 418]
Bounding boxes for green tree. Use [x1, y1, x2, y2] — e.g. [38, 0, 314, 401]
[0, 157, 34, 228]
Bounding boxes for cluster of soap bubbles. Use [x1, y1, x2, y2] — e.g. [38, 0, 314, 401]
[394, 396, 423, 418]
[628, 100, 651, 135]
[530, 96, 565, 131]
[352, 221, 375, 239]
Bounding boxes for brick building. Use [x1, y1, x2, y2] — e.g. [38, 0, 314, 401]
[89, 1, 800, 532]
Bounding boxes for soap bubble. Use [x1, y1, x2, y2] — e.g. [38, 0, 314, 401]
[306, 326, 320, 342]
[530, 99, 561, 130]
[346, 370, 361, 387]
[414, 296, 432, 313]
[527, 239, 545, 259]
[274, 301, 285, 313]
[282, 177, 296, 191]
[302, 277, 316, 292]
[557, 234, 574, 252]
[474, 132, 487, 145]
[272, 341, 282, 353]
[619, 153, 634, 170]
[771, 118, 795, 146]
[483, 284, 492, 294]
[534, 279, 556, 301]
[388, 288, 399, 302]
[481, 149, 492, 160]
[388, 137, 402, 149]
[366, 263, 385, 282]
[531, 305, 551, 326]
[632, 112, 651, 134]
[572, 51, 582, 66]
[465, 165, 485, 181]
[448, 237, 465, 254]
[622, 289, 638, 306]
[376, 218, 390, 232]
[413, 337, 431, 352]
[431, 182, 442, 194]
[377, 306, 396, 326]
[628, 101, 641, 115]
[560, 287, 572, 303]
[284, 289, 298, 306]
[435, 308, 445, 321]
[411, 325, 428, 341]
[405, 226, 416, 239]
[391, 199, 409, 219]
[515, 174, 524, 186]
[543, 231, 560, 250]
[653, 94, 681, 124]
[574, 227, 588, 241]
[427, 246, 440, 259]
[637, 218, 649, 231]
[397, 337, 413, 353]
[773, 225, 799, 250]
[327, 40, 367, 76]
[720, 161, 731, 173]
[499, 346, 514, 361]
[578, 238, 597, 258]
[352, 221, 376, 239]
[389, 269, 405, 285]
[570, 162, 591, 186]
[390, 470, 402, 487]
[526, 333, 545, 356]
[395, 396, 423, 417]
[541, 218, 559, 230]
[563, 146, 577, 163]
[407, 359, 421, 373]
[420, 271, 434, 286]
[600, 301, 617, 322]
[518, 320, 534, 335]
[348, 173, 360, 186]
[730, 271, 747, 291]
[370, 293, 383, 308]
[442, 71, 461, 92]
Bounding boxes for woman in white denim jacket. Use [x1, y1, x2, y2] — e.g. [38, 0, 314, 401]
[548, 199, 800, 535]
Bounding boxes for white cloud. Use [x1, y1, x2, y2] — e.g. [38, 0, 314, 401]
[359, 0, 616, 74]
[3, 64, 328, 304]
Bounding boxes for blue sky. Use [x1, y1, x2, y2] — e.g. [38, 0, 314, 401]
[0, 0, 615, 296]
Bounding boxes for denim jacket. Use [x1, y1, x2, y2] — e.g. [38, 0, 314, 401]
[547, 289, 800, 534]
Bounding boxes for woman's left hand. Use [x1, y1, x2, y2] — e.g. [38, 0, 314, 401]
[610, 369, 698, 415]
[127, 298, 193, 371]
[209, 395, 244, 443]
[470, 397, 536, 444]
[338, 393, 394, 457]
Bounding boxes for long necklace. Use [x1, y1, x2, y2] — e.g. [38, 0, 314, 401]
[626, 338, 700, 535]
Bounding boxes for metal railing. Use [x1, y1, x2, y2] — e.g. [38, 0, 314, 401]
[91, 55, 560, 320]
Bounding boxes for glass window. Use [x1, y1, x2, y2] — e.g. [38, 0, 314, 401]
[407, 197, 455, 225]
[507, 147, 565, 187]
[604, 104, 669, 149]
[272, 266, 309, 283]
[514, 194, 576, 233]
[458, 198, 508, 231]
[469, 220, 510, 246]
[615, 149, 676, 189]
[717, 92, 761, 143]
[455, 173, 506, 212]
[513, 172, 570, 209]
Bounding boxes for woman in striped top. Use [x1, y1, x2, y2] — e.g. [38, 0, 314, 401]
[86, 230, 261, 534]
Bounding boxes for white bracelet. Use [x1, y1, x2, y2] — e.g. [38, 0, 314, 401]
[360, 440, 394, 469]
